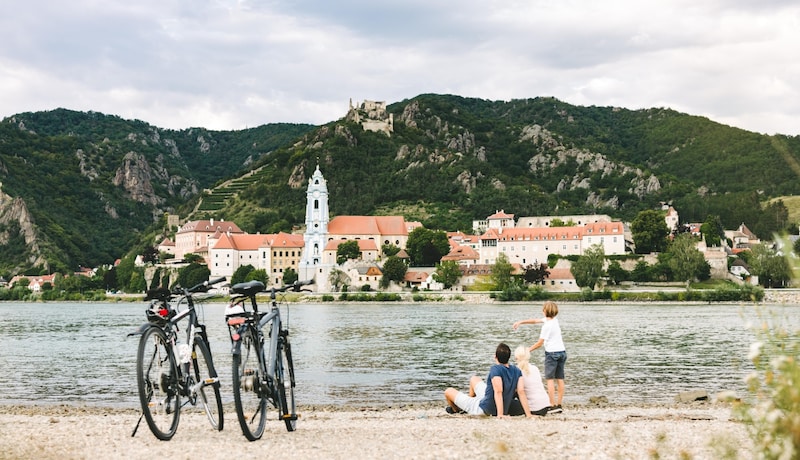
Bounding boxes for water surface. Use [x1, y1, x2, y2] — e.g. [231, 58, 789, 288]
[0, 301, 793, 408]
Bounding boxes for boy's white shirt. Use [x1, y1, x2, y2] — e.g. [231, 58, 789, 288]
[539, 317, 565, 352]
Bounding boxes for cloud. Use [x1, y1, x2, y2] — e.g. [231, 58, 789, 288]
[0, 0, 798, 135]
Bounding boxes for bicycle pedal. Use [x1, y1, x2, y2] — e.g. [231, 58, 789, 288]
[281, 414, 298, 420]
[202, 377, 219, 385]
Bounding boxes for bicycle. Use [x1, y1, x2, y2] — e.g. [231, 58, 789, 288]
[225, 278, 313, 441]
[129, 277, 227, 440]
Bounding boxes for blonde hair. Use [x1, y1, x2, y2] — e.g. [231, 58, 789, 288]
[514, 346, 531, 376]
[542, 301, 559, 318]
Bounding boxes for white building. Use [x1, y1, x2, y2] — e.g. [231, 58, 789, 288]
[477, 221, 626, 265]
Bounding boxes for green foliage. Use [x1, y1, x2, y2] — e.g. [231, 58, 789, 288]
[749, 243, 792, 288]
[328, 268, 349, 292]
[231, 265, 255, 285]
[700, 215, 725, 247]
[405, 228, 450, 266]
[282, 267, 298, 285]
[433, 260, 462, 289]
[336, 240, 361, 265]
[666, 234, 709, 283]
[631, 210, 670, 254]
[245, 269, 267, 284]
[174, 263, 210, 289]
[381, 256, 408, 287]
[490, 253, 515, 291]
[735, 310, 800, 459]
[5, 96, 800, 279]
[522, 262, 549, 285]
[606, 260, 628, 285]
[571, 244, 605, 289]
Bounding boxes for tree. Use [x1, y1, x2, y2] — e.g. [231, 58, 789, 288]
[748, 243, 791, 287]
[328, 268, 349, 292]
[631, 210, 670, 254]
[141, 246, 160, 264]
[571, 244, 605, 290]
[245, 268, 267, 284]
[381, 243, 400, 257]
[380, 256, 408, 288]
[491, 253, 514, 291]
[231, 264, 255, 285]
[175, 262, 210, 289]
[522, 262, 549, 285]
[336, 240, 361, 265]
[405, 228, 450, 266]
[433, 260, 462, 289]
[699, 215, 724, 247]
[666, 234, 709, 284]
[605, 260, 628, 285]
[282, 267, 298, 285]
[630, 260, 650, 282]
[793, 237, 800, 256]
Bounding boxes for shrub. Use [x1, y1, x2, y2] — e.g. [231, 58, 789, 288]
[734, 310, 800, 459]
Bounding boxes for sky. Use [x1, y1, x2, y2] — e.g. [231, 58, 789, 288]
[1, 1, 798, 136]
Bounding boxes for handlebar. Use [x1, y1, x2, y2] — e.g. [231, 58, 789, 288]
[269, 279, 315, 294]
[145, 277, 227, 301]
[186, 277, 227, 294]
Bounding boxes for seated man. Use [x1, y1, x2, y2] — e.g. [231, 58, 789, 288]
[444, 342, 529, 417]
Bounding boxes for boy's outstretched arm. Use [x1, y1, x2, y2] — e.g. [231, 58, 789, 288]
[512, 318, 542, 330]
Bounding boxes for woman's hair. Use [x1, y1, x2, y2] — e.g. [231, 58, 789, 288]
[514, 346, 531, 375]
[542, 301, 559, 318]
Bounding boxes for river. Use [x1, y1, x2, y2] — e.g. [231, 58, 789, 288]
[0, 300, 795, 408]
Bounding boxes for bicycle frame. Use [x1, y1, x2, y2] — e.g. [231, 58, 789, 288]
[229, 300, 282, 394]
[131, 277, 226, 439]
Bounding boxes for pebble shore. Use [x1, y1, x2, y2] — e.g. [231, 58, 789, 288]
[0, 402, 751, 459]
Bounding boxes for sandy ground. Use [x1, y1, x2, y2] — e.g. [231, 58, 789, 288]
[0, 402, 751, 460]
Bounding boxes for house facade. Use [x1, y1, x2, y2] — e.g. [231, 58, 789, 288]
[209, 231, 304, 285]
[174, 219, 244, 261]
[476, 221, 626, 266]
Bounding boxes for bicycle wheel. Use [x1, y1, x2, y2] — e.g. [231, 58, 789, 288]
[192, 337, 224, 431]
[136, 326, 180, 440]
[232, 326, 267, 441]
[276, 335, 297, 432]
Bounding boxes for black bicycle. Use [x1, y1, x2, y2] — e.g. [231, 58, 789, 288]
[225, 279, 313, 440]
[130, 277, 227, 440]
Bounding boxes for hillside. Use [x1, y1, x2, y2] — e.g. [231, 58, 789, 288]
[209, 95, 800, 238]
[0, 109, 314, 274]
[1, 95, 799, 276]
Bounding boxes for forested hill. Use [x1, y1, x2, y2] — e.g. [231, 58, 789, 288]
[0, 109, 314, 274]
[214, 94, 799, 241]
[1, 95, 799, 276]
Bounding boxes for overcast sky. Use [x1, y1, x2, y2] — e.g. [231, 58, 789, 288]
[1, 1, 798, 135]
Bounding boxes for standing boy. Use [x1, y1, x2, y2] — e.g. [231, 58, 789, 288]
[512, 301, 567, 413]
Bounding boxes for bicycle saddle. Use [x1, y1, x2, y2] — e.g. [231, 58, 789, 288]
[231, 280, 265, 297]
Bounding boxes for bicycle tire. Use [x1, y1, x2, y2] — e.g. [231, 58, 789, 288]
[276, 335, 297, 432]
[192, 337, 224, 431]
[232, 326, 268, 441]
[136, 326, 180, 440]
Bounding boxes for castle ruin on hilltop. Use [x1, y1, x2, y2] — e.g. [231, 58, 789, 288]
[346, 99, 394, 135]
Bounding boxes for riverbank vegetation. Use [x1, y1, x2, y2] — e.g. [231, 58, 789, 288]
[734, 308, 800, 459]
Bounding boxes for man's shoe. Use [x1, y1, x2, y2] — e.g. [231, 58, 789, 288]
[446, 406, 457, 414]
[548, 405, 563, 414]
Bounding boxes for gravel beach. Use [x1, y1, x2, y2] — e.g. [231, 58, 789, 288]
[0, 402, 751, 459]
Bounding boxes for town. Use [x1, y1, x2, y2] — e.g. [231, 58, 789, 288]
[6, 163, 779, 298]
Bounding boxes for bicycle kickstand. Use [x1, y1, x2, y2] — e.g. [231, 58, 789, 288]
[131, 411, 145, 437]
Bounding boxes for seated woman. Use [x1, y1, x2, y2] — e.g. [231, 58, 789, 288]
[508, 346, 551, 416]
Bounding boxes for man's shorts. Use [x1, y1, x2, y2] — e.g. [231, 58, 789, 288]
[453, 381, 488, 415]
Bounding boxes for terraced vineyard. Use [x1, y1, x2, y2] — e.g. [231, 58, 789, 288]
[192, 166, 269, 215]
